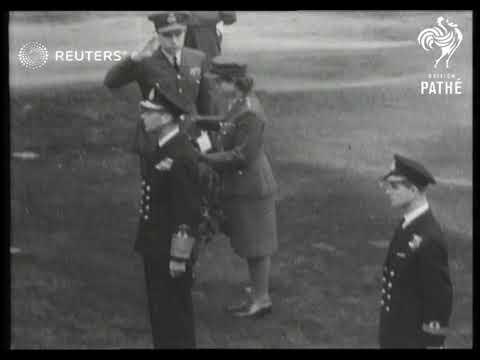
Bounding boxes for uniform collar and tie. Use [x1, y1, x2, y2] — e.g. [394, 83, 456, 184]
[158, 125, 180, 148]
[161, 49, 182, 71]
[401, 201, 429, 229]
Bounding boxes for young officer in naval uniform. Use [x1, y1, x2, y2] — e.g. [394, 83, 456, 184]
[135, 85, 202, 348]
[104, 11, 215, 151]
[378, 154, 453, 348]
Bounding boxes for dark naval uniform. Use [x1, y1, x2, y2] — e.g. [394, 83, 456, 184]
[135, 131, 201, 348]
[378, 155, 453, 349]
[104, 13, 207, 347]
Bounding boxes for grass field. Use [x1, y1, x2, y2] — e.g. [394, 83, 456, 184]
[10, 11, 472, 348]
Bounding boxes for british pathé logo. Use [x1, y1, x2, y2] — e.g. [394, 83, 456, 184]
[417, 17, 464, 95]
[417, 16, 463, 69]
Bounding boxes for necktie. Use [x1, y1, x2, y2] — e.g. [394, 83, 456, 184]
[173, 56, 180, 72]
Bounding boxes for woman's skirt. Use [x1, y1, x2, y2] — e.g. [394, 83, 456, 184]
[223, 195, 278, 258]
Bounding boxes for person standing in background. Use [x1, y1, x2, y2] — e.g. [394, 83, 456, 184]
[185, 12, 238, 125]
[185, 11, 237, 63]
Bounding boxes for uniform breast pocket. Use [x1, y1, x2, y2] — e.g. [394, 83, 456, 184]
[392, 252, 416, 283]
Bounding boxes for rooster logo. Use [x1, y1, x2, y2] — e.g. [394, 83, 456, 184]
[417, 16, 463, 69]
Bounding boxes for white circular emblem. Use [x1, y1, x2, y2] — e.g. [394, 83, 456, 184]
[18, 41, 48, 70]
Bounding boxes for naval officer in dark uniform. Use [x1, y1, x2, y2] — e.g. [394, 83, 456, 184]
[378, 154, 453, 348]
[135, 85, 201, 348]
[103, 12, 209, 348]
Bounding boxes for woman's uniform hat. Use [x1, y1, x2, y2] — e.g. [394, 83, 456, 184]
[147, 11, 190, 33]
[382, 154, 436, 188]
[209, 55, 247, 80]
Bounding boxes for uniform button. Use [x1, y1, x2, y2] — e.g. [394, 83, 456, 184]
[177, 74, 181, 80]
[146, 195, 150, 200]
[142, 180, 145, 186]
[179, 88, 183, 93]
[144, 215, 149, 220]
[238, 170, 243, 175]
[139, 208, 143, 214]
[386, 306, 390, 312]
[390, 270, 395, 276]
[146, 205, 150, 210]
[382, 277, 386, 282]
[380, 300, 384, 305]
[388, 282, 392, 288]
[382, 289, 386, 294]
[387, 294, 391, 299]
[146, 185, 150, 191]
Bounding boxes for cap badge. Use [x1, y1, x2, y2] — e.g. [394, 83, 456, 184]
[167, 12, 177, 24]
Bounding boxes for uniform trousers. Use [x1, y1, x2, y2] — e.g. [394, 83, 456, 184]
[142, 254, 195, 348]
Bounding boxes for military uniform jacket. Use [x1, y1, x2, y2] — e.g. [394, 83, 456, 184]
[185, 11, 237, 60]
[104, 47, 214, 153]
[204, 94, 277, 199]
[379, 210, 453, 348]
[133, 132, 202, 260]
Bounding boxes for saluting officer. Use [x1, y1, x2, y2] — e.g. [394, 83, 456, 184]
[134, 85, 201, 348]
[378, 154, 453, 348]
[104, 11, 215, 149]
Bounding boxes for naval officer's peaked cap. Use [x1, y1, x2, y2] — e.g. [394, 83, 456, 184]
[382, 154, 436, 188]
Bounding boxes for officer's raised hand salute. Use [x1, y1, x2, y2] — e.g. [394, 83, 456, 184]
[130, 36, 161, 62]
[104, 11, 216, 146]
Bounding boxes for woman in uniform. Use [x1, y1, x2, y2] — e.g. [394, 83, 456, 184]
[195, 56, 278, 318]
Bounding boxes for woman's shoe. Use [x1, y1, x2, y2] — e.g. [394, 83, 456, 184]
[232, 301, 272, 318]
